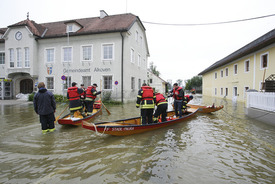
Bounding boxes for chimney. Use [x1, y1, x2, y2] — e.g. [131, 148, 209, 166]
[100, 10, 108, 19]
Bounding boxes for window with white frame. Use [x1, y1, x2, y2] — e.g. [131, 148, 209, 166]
[9, 49, 14, 67]
[225, 68, 228, 76]
[221, 88, 223, 96]
[233, 87, 238, 96]
[234, 64, 238, 75]
[103, 75, 112, 90]
[67, 25, 73, 33]
[214, 88, 217, 95]
[102, 44, 114, 61]
[63, 47, 72, 62]
[214, 72, 217, 79]
[140, 36, 143, 47]
[46, 48, 54, 63]
[138, 78, 141, 89]
[0, 52, 5, 65]
[82, 45, 92, 61]
[16, 48, 22, 67]
[244, 60, 249, 72]
[82, 76, 91, 87]
[131, 77, 135, 90]
[221, 70, 223, 78]
[46, 77, 54, 90]
[225, 88, 228, 96]
[138, 54, 141, 66]
[64, 76, 71, 89]
[261, 53, 268, 69]
[131, 48, 135, 63]
[25, 47, 30, 67]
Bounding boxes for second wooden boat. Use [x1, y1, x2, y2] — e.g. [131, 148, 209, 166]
[58, 100, 102, 125]
[187, 104, 223, 113]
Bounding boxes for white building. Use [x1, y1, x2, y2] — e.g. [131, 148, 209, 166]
[0, 11, 150, 102]
[147, 71, 167, 94]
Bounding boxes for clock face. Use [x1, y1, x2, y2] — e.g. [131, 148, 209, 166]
[15, 31, 22, 41]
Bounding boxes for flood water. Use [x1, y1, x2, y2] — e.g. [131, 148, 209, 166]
[0, 95, 274, 184]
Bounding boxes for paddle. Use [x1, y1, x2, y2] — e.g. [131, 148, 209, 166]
[100, 79, 111, 115]
[101, 101, 111, 115]
[54, 104, 69, 123]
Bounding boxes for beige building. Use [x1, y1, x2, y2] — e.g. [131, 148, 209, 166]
[199, 28, 275, 102]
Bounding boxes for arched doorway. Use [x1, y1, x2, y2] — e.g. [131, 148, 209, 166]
[20, 79, 33, 94]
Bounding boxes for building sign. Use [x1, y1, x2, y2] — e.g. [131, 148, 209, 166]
[62, 68, 111, 73]
[94, 67, 111, 72]
[63, 68, 91, 73]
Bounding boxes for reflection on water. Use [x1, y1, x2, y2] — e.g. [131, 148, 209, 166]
[0, 95, 275, 184]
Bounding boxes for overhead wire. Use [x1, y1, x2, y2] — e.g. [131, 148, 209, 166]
[142, 13, 275, 26]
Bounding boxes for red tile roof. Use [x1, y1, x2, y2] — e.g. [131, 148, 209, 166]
[7, 13, 142, 39]
[8, 19, 46, 36]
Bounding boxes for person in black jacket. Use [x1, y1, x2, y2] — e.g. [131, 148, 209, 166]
[33, 82, 56, 134]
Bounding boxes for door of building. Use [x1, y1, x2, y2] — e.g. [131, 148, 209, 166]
[20, 79, 33, 94]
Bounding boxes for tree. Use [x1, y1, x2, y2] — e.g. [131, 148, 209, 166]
[176, 79, 183, 87]
[184, 76, 202, 90]
[149, 62, 160, 77]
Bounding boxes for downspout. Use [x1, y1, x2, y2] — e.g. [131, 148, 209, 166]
[120, 32, 124, 103]
[253, 54, 256, 89]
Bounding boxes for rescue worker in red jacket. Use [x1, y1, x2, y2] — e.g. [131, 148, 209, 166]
[182, 95, 193, 111]
[67, 82, 85, 118]
[153, 93, 168, 123]
[171, 83, 184, 117]
[136, 83, 156, 125]
[85, 83, 101, 115]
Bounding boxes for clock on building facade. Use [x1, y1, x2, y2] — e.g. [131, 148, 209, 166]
[15, 31, 22, 41]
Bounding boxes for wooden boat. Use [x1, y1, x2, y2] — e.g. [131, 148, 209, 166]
[187, 104, 223, 113]
[82, 106, 199, 136]
[58, 100, 102, 125]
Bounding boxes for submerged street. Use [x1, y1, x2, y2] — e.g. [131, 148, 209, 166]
[0, 95, 274, 183]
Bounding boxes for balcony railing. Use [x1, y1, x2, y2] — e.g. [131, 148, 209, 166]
[246, 92, 275, 112]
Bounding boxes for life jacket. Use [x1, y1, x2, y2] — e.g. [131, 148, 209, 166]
[86, 86, 97, 99]
[68, 87, 80, 101]
[173, 87, 183, 100]
[141, 86, 154, 101]
[155, 93, 167, 105]
[185, 95, 191, 103]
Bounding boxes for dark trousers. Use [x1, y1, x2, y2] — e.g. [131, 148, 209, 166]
[174, 100, 183, 117]
[81, 99, 87, 112]
[141, 108, 154, 125]
[39, 113, 55, 130]
[85, 100, 95, 113]
[69, 99, 83, 115]
[154, 103, 168, 122]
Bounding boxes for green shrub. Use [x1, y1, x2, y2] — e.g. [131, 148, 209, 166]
[54, 94, 68, 102]
[28, 92, 35, 101]
[28, 92, 68, 103]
